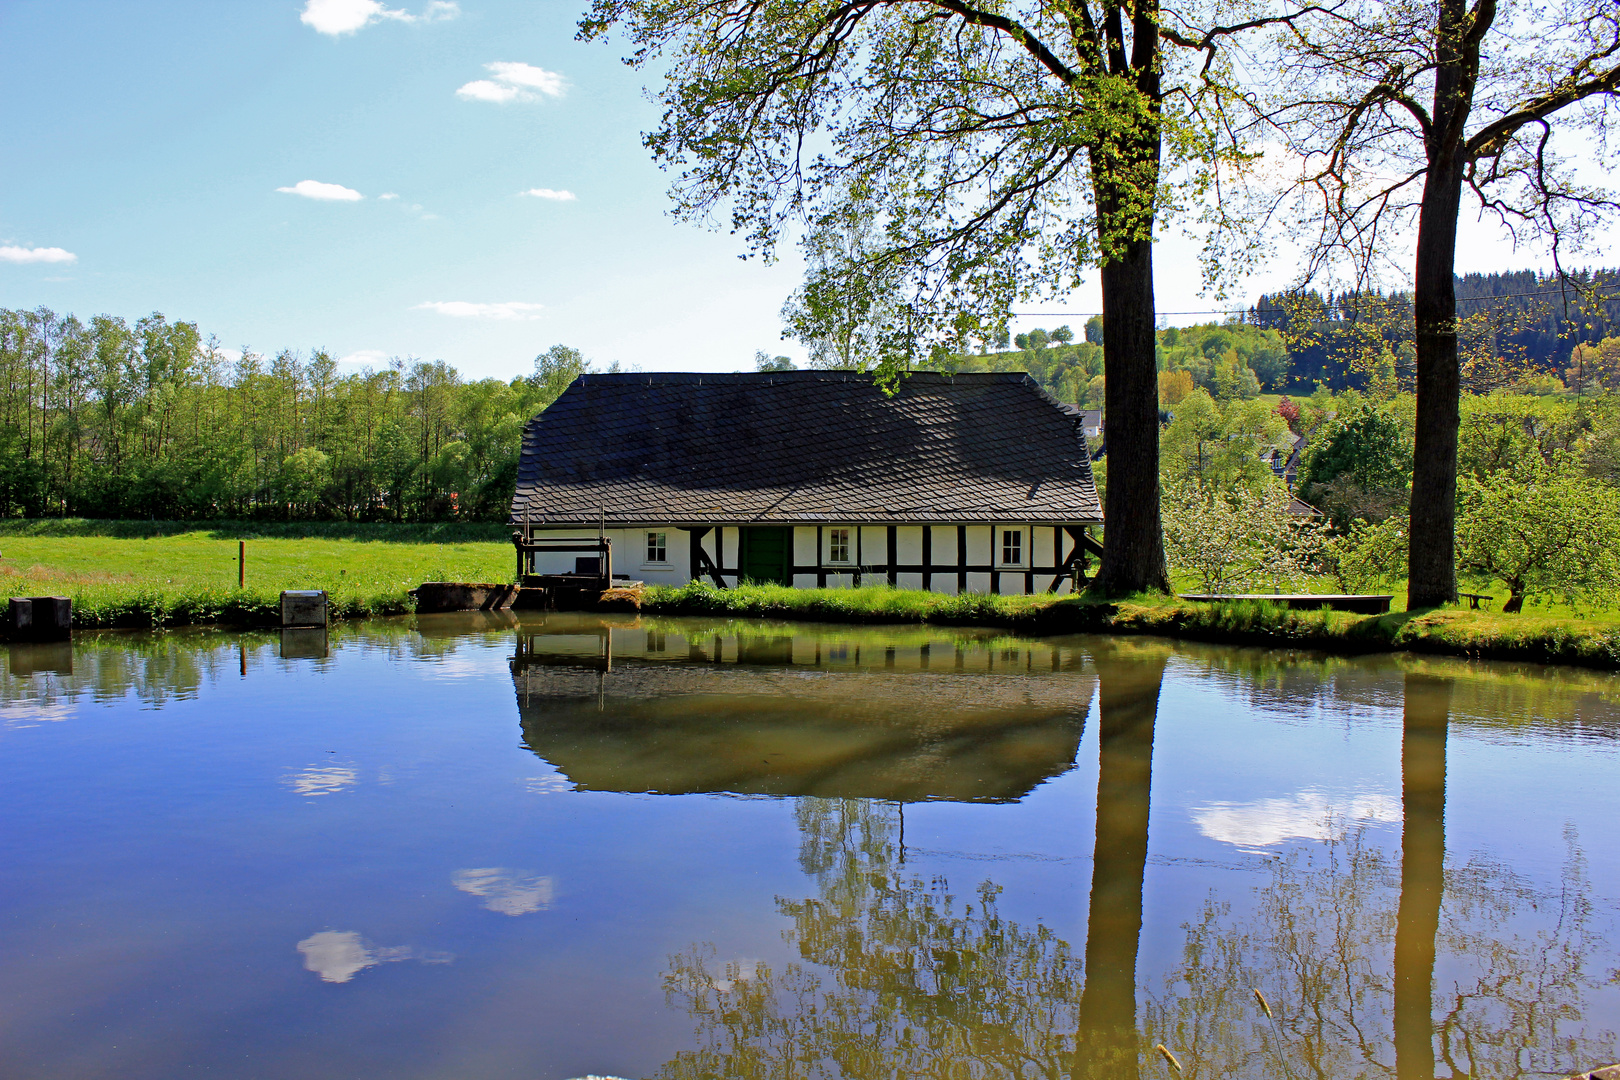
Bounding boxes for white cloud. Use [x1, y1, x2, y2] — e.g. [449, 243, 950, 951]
[379, 192, 400, 200]
[300, 0, 459, 36]
[1192, 789, 1400, 851]
[277, 179, 364, 202]
[520, 187, 577, 201]
[452, 868, 555, 915]
[456, 79, 523, 104]
[415, 300, 544, 320]
[338, 349, 391, 366]
[0, 245, 77, 264]
[485, 61, 567, 96]
[456, 61, 567, 104]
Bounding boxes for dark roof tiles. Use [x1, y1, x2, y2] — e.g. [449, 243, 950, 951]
[510, 371, 1101, 525]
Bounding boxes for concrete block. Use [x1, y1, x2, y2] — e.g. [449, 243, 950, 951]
[7, 597, 71, 642]
[7, 598, 32, 640]
[281, 590, 328, 627]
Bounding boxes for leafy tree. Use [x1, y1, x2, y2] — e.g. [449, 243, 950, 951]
[1455, 459, 1620, 612]
[1085, 315, 1105, 346]
[1299, 403, 1414, 526]
[753, 350, 795, 372]
[1259, 0, 1620, 608]
[530, 344, 590, 403]
[1162, 478, 1324, 593]
[1051, 324, 1075, 344]
[1161, 388, 1287, 490]
[577, 0, 1281, 597]
[1322, 513, 1409, 593]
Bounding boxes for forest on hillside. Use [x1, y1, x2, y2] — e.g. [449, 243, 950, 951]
[4, 268, 1619, 522]
[945, 269, 1620, 407]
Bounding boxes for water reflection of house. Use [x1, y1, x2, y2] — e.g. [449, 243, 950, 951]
[510, 623, 1095, 802]
[510, 372, 1103, 595]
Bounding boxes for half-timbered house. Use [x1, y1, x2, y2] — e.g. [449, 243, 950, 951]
[509, 371, 1103, 595]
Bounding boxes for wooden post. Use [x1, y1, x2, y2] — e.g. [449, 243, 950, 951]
[238, 540, 245, 589]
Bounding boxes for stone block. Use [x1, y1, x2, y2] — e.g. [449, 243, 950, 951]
[281, 590, 328, 628]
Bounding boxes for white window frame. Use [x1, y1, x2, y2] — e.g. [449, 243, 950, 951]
[824, 527, 854, 566]
[998, 527, 1027, 568]
[643, 530, 670, 567]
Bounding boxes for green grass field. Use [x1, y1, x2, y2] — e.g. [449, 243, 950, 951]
[0, 520, 514, 627]
[4, 520, 1617, 668]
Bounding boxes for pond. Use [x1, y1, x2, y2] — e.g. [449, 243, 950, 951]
[3, 613, 1619, 1080]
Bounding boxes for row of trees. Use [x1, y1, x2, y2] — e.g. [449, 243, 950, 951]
[0, 306, 589, 521]
[584, 0, 1620, 606]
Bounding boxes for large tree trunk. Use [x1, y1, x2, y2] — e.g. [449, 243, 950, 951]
[1096, 239, 1172, 597]
[1409, 151, 1466, 609]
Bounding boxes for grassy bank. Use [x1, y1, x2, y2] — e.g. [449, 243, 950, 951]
[0, 520, 513, 629]
[644, 582, 1620, 670]
[5, 521, 1618, 669]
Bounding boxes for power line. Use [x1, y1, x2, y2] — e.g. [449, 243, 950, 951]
[1009, 282, 1620, 319]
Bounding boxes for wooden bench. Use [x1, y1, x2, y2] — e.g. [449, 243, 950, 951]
[1178, 593, 1394, 615]
[1458, 592, 1494, 610]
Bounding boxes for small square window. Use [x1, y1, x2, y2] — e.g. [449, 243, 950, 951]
[646, 531, 668, 564]
[827, 528, 852, 564]
[1001, 529, 1024, 566]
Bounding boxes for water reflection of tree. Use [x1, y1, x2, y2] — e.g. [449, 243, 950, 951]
[661, 798, 1087, 1079]
[658, 660, 1618, 1080]
[657, 645, 1168, 1080]
[1146, 674, 1617, 1080]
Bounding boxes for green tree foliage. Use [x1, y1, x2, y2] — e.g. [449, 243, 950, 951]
[1455, 459, 1620, 613]
[1299, 403, 1414, 526]
[0, 305, 580, 521]
[1160, 389, 1288, 490]
[1161, 478, 1323, 593]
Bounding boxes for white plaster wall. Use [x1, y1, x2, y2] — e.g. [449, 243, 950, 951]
[895, 526, 923, 565]
[965, 571, 992, 594]
[895, 572, 924, 591]
[929, 526, 958, 566]
[791, 573, 819, 589]
[793, 527, 818, 568]
[930, 573, 960, 596]
[857, 526, 886, 571]
[965, 526, 993, 566]
[1033, 526, 1057, 568]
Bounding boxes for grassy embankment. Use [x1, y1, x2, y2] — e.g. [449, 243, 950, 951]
[0, 519, 512, 628]
[641, 581, 1620, 670]
[5, 520, 1619, 669]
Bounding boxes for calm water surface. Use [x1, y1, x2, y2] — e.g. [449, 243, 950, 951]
[3, 614, 1619, 1079]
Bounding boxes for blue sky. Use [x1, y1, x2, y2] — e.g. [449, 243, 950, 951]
[0, 0, 1609, 381]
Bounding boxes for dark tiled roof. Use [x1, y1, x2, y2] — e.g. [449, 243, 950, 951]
[510, 371, 1101, 525]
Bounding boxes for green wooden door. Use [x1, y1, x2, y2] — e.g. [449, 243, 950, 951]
[739, 527, 793, 586]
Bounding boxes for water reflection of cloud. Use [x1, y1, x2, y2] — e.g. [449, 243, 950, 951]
[1192, 790, 1400, 851]
[415, 656, 490, 679]
[711, 958, 760, 994]
[520, 774, 572, 795]
[452, 868, 555, 915]
[296, 931, 452, 983]
[1, 702, 75, 728]
[282, 764, 359, 796]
